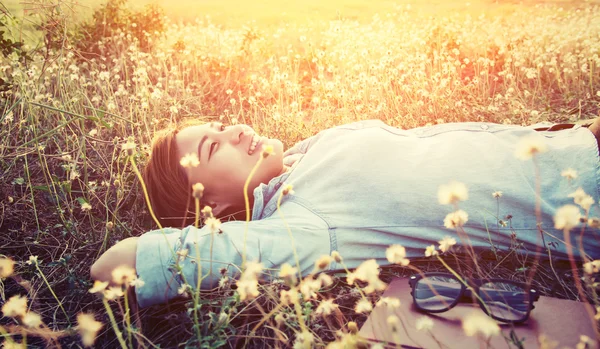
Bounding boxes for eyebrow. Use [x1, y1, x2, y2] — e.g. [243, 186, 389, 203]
[197, 122, 217, 163]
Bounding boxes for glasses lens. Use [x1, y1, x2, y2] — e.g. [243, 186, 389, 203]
[479, 281, 531, 321]
[414, 275, 462, 311]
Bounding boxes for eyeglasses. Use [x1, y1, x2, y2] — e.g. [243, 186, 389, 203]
[408, 272, 540, 323]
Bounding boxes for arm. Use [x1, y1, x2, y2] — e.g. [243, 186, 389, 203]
[134, 203, 329, 308]
[90, 237, 138, 284]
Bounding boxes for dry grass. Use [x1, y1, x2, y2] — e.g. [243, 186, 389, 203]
[0, 0, 599, 347]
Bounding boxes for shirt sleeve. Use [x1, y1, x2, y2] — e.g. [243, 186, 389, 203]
[135, 203, 330, 308]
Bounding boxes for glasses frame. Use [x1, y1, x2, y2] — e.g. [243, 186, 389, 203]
[408, 272, 540, 324]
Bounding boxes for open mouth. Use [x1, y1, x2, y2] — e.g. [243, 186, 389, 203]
[248, 134, 261, 155]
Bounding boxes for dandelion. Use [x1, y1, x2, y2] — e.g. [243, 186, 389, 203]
[280, 289, 299, 305]
[583, 260, 600, 275]
[180, 153, 200, 168]
[331, 250, 343, 263]
[554, 205, 581, 231]
[293, 330, 314, 349]
[104, 286, 124, 300]
[261, 144, 275, 158]
[462, 311, 500, 337]
[386, 244, 410, 266]
[282, 184, 294, 196]
[77, 313, 103, 347]
[415, 316, 434, 331]
[568, 187, 595, 211]
[300, 276, 321, 300]
[315, 255, 333, 270]
[192, 182, 204, 199]
[347, 259, 386, 294]
[515, 134, 547, 160]
[376, 296, 401, 309]
[111, 265, 137, 286]
[387, 315, 400, 332]
[26, 255, 38, 265]
[122, 140, 136, 156]
[492, 191, 503, 198]
[22, 312, 43, 328]
[438, 236, 457, 253]
[204, 217, 221, 232]
[89, 280, 109, 294]
[279, 262, 298, 284]
[425, 245, 438, 257]
[237, 261, 263, 301]
[355, 298, 373, 314]
[315, 299, 339, 316]
[438, 181, 468, 205]
[561, 168, 578, 180]
[81, 202, 92, 212]
[130, 278, 145, 288]
[443, 209, 469, 229]
[2, 295, 27, 317]
[0, 257, 15, 278]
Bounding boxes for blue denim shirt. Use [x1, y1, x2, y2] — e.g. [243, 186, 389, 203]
[135, 120, 600, 307]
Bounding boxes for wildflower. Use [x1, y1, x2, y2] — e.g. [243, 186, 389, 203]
[77, 313, 103, 347]
[583, 260, 600, 275]
[438, 236, 457, 253]
[89, 280, 109, 294]
[300, 276, 321, 300]
[279, 263, 298, 285]
[331, 250, 343, 263]
[177, 284, 191, 297]
[293, 330, 314, 349]
[218, 277, 229, 288]
[202, 205, 213, 217]
[387, 315, 400, 332]
[415, 316, 434, 331]
[318, 273, 333, 288]
[2, 295, 27, 317]
[237, 261, 263, 301]
[554, 205, 581, 231]
[347, 259, 386, 294]
[315, 255, 333, 270]
[280, 289, 298, 305]
[515, 134, 547, 160]
[180, 153, 200, 168]
[0, 258, 15, 278]
[376, 296, 401, 309]
[492, 191, 503, 198]
[261, 144, 275, 158]
[568, 187, 595, 211]
[189, 183, 205, 201]
[26, 255, 38, 265]
[315, 299, 339, 316]
[111, 265, 137, 286]
[462, 311, 500, 337]
[204, 217, 221, 233]
[130, 278, 145, 288]
[425, 245, 438, 257]
[282, 184, 294, 196]
[443, 209, 469, 229]
[355, 298, 373, 314]
[104, 286, 124, 300]
[386, 244, 410, 266]
[561, 168, 578, 180]
[22, 312, 42, 328]
[81, 202, 92, 212]
[106, 222, 114, 231]
[122, 140, 136, 156]
[438, 181, 468, 205]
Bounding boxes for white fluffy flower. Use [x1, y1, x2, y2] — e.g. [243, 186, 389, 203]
[438, 181, 468, 205]
[554, 205, 581, 231]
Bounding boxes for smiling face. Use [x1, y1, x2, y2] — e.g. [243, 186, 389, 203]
[175, 122, 286, 214]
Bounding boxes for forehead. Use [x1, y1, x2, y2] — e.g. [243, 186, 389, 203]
[175, 123, 212, 153]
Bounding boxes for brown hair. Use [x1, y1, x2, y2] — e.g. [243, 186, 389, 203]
[142, 119, 205, 228]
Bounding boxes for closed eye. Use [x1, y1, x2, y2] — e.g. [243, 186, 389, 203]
[209, 142, 217, 158]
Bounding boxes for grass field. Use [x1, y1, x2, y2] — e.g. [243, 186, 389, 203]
[1, 0, 600, 348]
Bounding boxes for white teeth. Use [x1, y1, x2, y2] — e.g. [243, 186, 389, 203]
[248, 134, 259, 154]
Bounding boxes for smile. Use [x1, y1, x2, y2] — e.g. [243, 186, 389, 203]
[248, 134, 261, 155]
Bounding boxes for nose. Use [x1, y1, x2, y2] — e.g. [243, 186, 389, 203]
[222, 124, 253, 144]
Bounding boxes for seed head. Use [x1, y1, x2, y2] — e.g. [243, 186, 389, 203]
[192, 183, 204, 200]
[0, 258, 15, 278]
